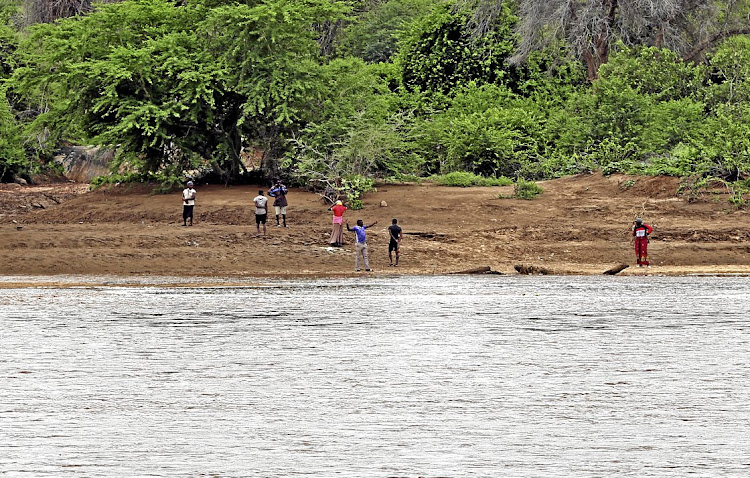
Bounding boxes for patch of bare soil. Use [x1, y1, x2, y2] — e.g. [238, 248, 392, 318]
[1, 173, 749, 278]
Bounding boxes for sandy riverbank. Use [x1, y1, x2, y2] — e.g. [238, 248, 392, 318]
[1, 173, 749, 278]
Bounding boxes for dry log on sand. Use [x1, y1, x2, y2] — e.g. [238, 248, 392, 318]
[603, 264, 629, 275]
[450, 266, 492, 275]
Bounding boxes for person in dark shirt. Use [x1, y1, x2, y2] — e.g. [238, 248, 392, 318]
[268, 179, 288, 227]
[388, 218, 402, 267]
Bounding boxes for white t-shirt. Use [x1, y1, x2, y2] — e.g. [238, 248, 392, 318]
[182, 188, 196, 206]
[254, 195, 268, 215]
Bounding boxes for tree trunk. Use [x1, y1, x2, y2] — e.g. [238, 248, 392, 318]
[584, 0, 618, 81]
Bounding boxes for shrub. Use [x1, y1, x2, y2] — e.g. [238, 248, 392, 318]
[619, 179, 636, 190]
[429, 171, 513, 187]
[340, 174, 375, 209]
[513, 178, 543, 199]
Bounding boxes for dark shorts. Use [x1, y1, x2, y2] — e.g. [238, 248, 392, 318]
[389, 240, 399, 252]
[183, 205, 194, 219]
[255, 213, 267, 225]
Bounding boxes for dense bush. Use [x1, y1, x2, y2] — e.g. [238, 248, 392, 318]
[338, 0, 439, 63]
[409, 84, 547, 177]
[428, 171, 512, 187]
[396, 2, 517, 94]
[0, 85, 26, 181]
[287, 59, 414, 201]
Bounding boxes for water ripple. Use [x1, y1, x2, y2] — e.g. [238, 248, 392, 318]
[1, 276, 749, 477]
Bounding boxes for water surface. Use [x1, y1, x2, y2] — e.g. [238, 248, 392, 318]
[1, 276, 749, 476]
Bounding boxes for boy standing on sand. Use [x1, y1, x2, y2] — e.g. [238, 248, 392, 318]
[388, 218, 402, 266]
[182, 180, 196, 226]
[347, 219, 377, 272]
[253, 190, 268, 236]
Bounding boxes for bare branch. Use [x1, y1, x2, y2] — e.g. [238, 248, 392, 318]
[507, 0, 750, 79]
[684, 26, 750, 61]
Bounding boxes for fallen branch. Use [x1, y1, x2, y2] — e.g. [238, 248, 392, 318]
[451, 266, 502, 274]
[603, 264, 629, 275]
[403, 231, 446, 239]
[450, 266, 491, 275]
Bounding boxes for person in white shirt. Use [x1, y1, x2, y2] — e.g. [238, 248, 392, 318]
[253, 189, 269, 235]
[182, 180, 196, 226]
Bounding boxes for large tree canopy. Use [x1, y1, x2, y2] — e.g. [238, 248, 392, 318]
[12, 0, 348, 183]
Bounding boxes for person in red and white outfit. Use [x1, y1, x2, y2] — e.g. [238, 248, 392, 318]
[632, 217, 653, 267]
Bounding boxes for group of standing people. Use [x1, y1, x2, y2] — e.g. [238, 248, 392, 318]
[183, 180, 652, 270]
[182, 179, 402, 271]
[184, 179, 289, 235]
[342, 217, 402, 272]
[331, 201, 402, 271]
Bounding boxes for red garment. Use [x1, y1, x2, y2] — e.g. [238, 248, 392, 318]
[633, 224, 653, 266]
[331, 204, 347, 217]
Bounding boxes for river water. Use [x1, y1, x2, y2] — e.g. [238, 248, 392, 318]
[1, 275, 749, 477]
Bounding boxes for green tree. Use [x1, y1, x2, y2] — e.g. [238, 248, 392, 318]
[0, 83, 26, 181]
[288, 59, 412, 200]
[339, 0, 439, 63]
[597, 46, 705, 101]
[0, 0, 26, 182]
[203, 0, 349, 177]
[14, 0, 227, 180]
[572, 47, 706, 172]
[0, 0, 19, 78]
[705, 35, 750, 106]
[700, 104, 750, 180]
[12, 0, 349, 183]
[396, 1, 517, 94]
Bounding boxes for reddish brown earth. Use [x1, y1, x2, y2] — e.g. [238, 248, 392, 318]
[1, 173, 749, 282]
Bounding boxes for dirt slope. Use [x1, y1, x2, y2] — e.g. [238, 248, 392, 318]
[1, 173, 749, 278]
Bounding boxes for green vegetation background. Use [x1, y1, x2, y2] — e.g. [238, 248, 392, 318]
[1, 0, 750, 203]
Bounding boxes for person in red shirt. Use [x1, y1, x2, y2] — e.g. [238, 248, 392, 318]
[632, 217, 653, 267]
[328, 200, 348, 247]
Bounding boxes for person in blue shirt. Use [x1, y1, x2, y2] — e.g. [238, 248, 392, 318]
[346, 219, 378, 272]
